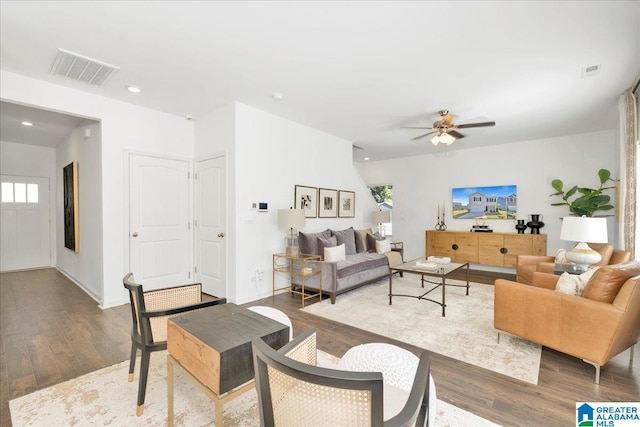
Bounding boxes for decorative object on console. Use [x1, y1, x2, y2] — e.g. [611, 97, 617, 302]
[277, 208, 305, 257]
[435, 202, 447, 231]
[471, 217, 492, 232]
[549, 168, 615, 217]
[526, 214, 545, 234]
[338, 190, 355, 218]
[294, 185, 317, 218]
[371, 210, 391, 237]
[560, 216, 608, 269]
[515, 219, 527, 234]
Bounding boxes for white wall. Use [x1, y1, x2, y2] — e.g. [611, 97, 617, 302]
[194, 103, 237, 300]
[1, 70, 194, 308]
[0, 141, 57, 266]
[356, 130, 619, 269]
[195, 102, 378, 304]
[56, 123, 102, 300]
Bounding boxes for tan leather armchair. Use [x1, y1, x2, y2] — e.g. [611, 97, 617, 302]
[516, 244, 631, 285]
[495, 260, 640, 383]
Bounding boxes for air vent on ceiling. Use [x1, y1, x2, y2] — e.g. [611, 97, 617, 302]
[49, 48, 120, 87]
[581, 64, 601, 79]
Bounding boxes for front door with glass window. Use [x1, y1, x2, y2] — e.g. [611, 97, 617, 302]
[1, 175, 51, 271]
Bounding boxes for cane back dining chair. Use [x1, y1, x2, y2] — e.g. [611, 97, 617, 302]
[252, 328, 431, 427]
[123, 272, 226, 416]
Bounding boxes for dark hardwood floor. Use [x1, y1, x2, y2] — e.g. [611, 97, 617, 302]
[1, 268, 638, 426]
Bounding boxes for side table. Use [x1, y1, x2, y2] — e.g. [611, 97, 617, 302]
[553, 263, 589, 275]
[272, 253, 322, 307]
[391, 241, 404, 261]
[166, 303, 289, 426]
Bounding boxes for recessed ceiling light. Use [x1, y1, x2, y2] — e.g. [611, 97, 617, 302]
[271, 92, 284, 101]
[127, 85, 142, 93]
[21, 121, 33, 127]
[364, 157, 370, 161]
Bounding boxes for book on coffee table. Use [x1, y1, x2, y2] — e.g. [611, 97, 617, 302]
[427, 256, 451, 264]
[415, 261, 439, 270]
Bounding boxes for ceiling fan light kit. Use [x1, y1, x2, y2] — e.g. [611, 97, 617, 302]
[430, 132, 456, 146]
[404, 109, 495, 146]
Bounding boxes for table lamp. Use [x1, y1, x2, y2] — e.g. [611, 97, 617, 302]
[371, 210, 391, 237]
[278, 208, 305, 256]
[560, 216, 608, 269]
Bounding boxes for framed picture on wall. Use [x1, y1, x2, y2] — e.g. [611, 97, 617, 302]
[294, 185, 317, 218]
[318, 188, 338, 218]
[338, 190, 355, 218]
[452, 184, 517, 219]
[63, 161, 80, 252]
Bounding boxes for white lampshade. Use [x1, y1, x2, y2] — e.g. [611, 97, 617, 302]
[560, 216, 608, 269]
[371, 210, 391, 224]
[278, 209, 305, 230]
[560, 217, 608, 243]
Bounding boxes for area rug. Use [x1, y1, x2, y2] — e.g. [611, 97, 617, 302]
[303, 277, 541, 384]
[10, 350, 499, 426]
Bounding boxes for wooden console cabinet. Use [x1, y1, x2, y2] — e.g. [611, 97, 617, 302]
[425, 230, 547, 267]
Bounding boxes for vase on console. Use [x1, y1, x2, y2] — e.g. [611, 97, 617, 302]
[515, 219, 527, 234]
[526, 214, 545, 234]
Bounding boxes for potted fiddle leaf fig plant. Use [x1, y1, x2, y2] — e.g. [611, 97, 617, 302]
[549, 168, 616, 217]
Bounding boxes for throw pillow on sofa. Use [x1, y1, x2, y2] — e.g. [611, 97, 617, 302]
[299, 229, 332, 256]
[555, 268, 598, 296]
[324, 243, 346, 262]
[582, 260, 640, 303]
[366, 232, 383, 253]
[331, 227, 357, 255]
[354, 230, 365, 253]
[375, 239, 392, 254]
[317, 235, 337, 260]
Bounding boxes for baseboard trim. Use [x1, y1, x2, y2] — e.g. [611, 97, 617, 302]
[55, 266, 101, 304]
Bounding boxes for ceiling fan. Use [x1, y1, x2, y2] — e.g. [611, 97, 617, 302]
[402, 110, 495, 146]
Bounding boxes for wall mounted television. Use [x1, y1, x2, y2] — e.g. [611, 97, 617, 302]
[452, 185, 517, 219]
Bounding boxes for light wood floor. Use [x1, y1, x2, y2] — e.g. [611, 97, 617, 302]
[1, 268, 639, 426]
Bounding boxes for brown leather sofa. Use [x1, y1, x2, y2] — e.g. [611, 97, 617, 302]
[495, 260, 640, 383]
[516, 244, 631, 285]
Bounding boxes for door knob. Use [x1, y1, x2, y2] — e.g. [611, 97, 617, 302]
[217, 232, 225, 238]
[132, 232, 139, 237]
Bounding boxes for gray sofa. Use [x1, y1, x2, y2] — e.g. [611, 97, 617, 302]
[290, 227, 402, 304]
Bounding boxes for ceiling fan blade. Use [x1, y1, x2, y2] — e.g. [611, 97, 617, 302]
[411, 131, 437, 141]
[457, 121, 496, 129]
[401, 126, 433, 129]
[448, 130, 466, 139]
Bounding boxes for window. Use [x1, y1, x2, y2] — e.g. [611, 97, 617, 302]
[1, 181, 39, 203]
[368, 185, 393, 236]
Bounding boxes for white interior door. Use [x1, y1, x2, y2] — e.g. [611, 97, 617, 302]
[129, 154, 191, 291]
[1, 175, 51, 271]
[195, 155, 226, 297]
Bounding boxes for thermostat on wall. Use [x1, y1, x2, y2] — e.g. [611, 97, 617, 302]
[258, 202, 268, 212]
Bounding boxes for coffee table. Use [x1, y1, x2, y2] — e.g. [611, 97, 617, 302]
[166, 303, 290, 426]
[389, 259, 469, 317]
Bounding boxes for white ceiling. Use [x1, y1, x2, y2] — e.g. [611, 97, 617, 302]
[0, 101, 96, 147]
[1, 1, 638, 160]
